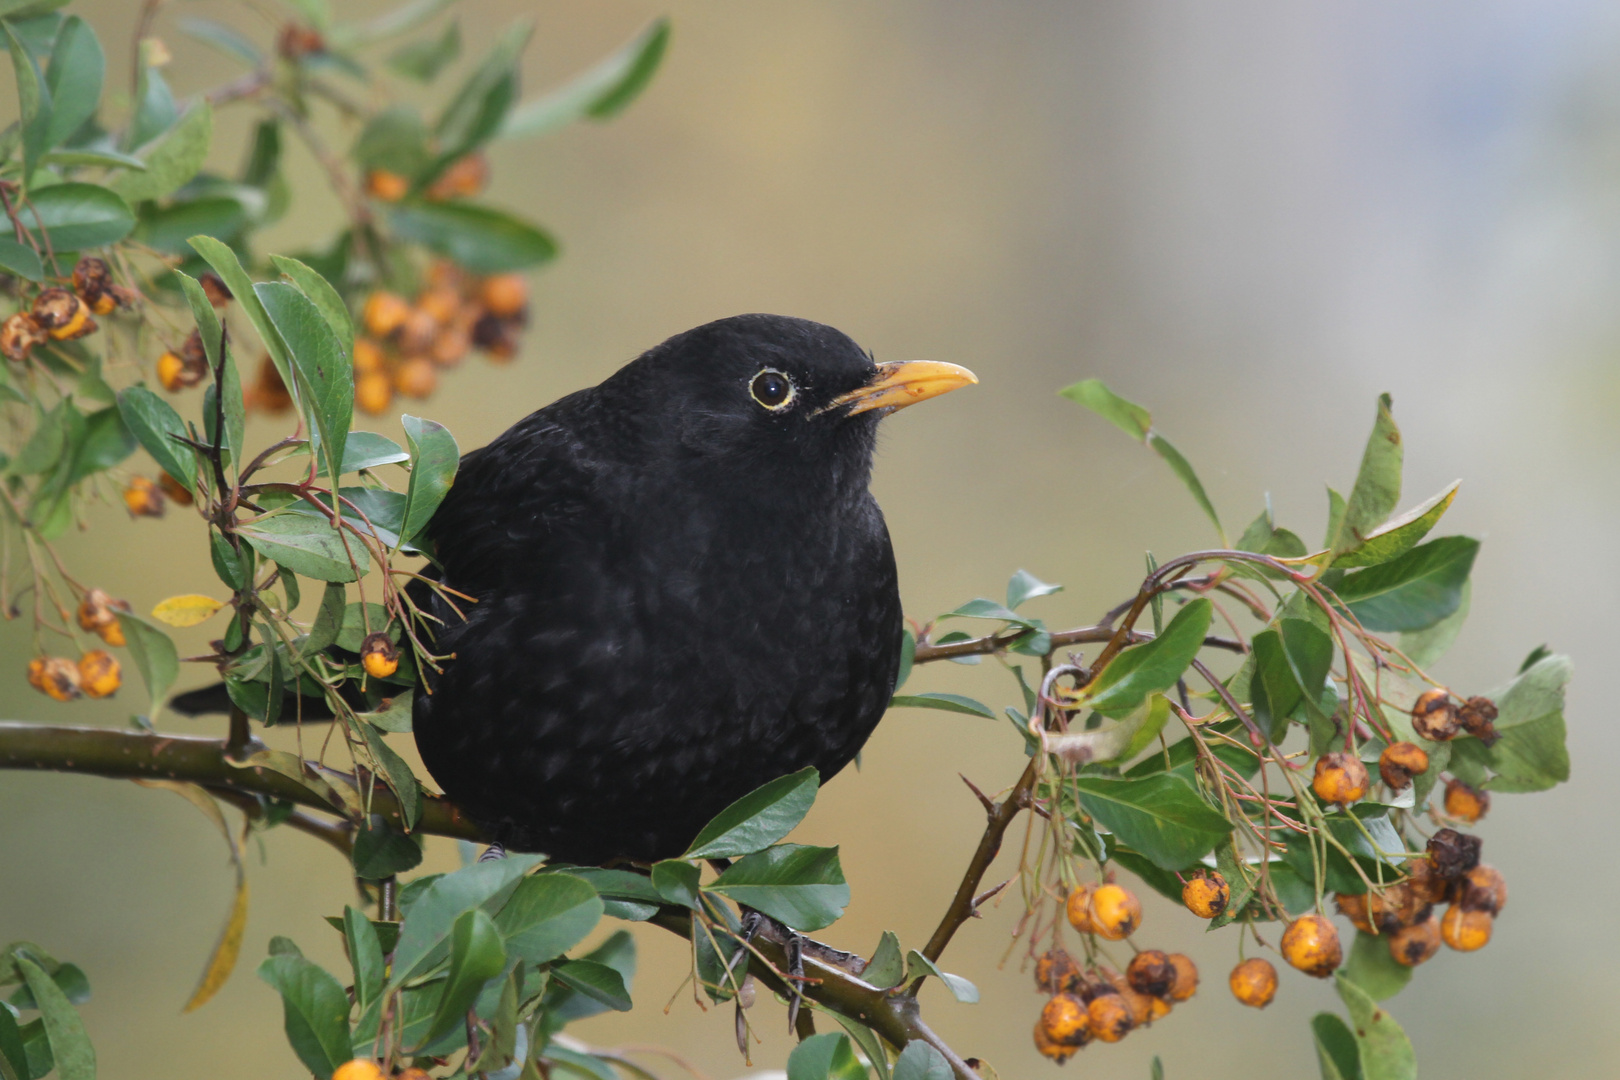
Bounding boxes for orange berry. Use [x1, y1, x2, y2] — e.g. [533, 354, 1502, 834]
[362, 292, 410, 338]
[1379, 741, 1429, 789]
[1034, 947, 1081, 995]
[1039, 992, 1092, 1048]
[158, 472, 193, 506]
[78, 650, 120, 698]
[1105, 969, 1166, 1026]
[156, 350, 186, 391]
[34, 656, 82, 701]
[426, 153, 489, 200]
[1086, 991, 1132, 1043]
[398, 309, 438, 353]
[1126, 950, 1176, 999]
[1182, 871, 1230, 919]
[479, 273, 528, 318]
[1087, 884, 1141, 941]
[1443, 778, 1489, 824]
[1064, 884, 1094, 933]
[98, 618, 126, 647]
[76, 588, 117, 632]
[364, 170, 409, 202]
[1165, 953, 1198, 1002]
[1033, 1014, 1079, 1064]
[1458, 864, 1507, 915]
[415, 286, 462, 326]
[1312, 751, 1369, 805]
[431, 327, 470, 367]
[425, 259, 464, 290]
[33, 288, 93, 340]
[360, 632, 399, 679]
[25, 657, 47, 691]
[331, 1061, 387, 1080]
[123, 476, 165, 517]
[1411, 688, 1459, 741]
[393, 356, 437, 399]
[355, 371, 393, 415]
[1228, 957, 1277, 1008]
[1281, 914, 1342, 977]
[1387, 915, 1441, 967]
[352, 337, 386, 375]
[1440, 904, 1492, 952]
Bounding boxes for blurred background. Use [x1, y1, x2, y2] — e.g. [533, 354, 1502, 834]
[4, 0, 1619, 1077]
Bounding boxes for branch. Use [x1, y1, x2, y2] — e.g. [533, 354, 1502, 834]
[913, 624, 1243, 665]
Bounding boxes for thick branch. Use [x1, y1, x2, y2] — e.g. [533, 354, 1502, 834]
[0, 722, 483, 841]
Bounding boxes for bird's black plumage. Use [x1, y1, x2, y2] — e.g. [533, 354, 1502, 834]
[414, 315, 952, 865]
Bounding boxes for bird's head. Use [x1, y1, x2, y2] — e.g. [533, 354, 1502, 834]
[606, 314, 977, 494]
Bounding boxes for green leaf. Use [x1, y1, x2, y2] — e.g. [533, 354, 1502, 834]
[893, 627, 914, 691]
[433, 22, 528, 157]
[1313, 1012, 1363, 1080]
[1333, 480, 1458, 568]
[787, 1033, 867, 1080]
[1078, 598, 1212, 715]
[174, 270, 244, 468]
[256, 281, 351, 482]
[342, 905, 385, 1013]
[494, 873, 602, 966]
[125, 57, 176, 150]
[42, 16, 100, 149]
[1341, 931, 1411, 1002]
[238, 513, 368, 583]
[357, 724, 421, 829]
[357, 691, 413, 733]
[5, 961, 89, 1009]
[2, 19, 48, 180]
[891, 1041, 952, 1080]
[387, 201, 558, 273]
[1148, 431, 1225, 543]
[1059, 378, 1151, 438]
[421, 908, 506, 1046]
[1334, 537, 1478, 632]
[1006, 568, 1061, 610]
[0, 1000, 27, 1080]
[41, 147, 145, 170]
[889, 692, 995, 719]
[1074, 773, 1231, 870]
[188, 236, 299, 407]
[175, 16, 263, 67]
[1329, 394, 1403, 559]
[1250, 629, 1303, 739]
[15, 957, 91, 1080]
[650, 860, 701, 909]
[499, 17, 669, 139]
[400, 414, 458, 544]
[1466, 653, 1572, 793]
[387, 18, 459, 82]
[269, 254, 354, 350]
[118, 611, 178, 720]
[352, 105, 431, 177]
[549, 959, 631, 1012]
[327, 431, 408, 474]
[707, 844, 849, 931]
[943, 597, 1034, 625]
[1324, 487, 1347, 550]
[904, 950, 978, 1003]
[683, 766, 818, 859]
[12, 182, 133, 250]
[1334, 974, 1416, 1080]
[0, 237, 42, 280]
[256, 954, 352, 1080]
[1397, 580, 1468, 670]
[388, 855, 543, 985]
[864, 931, 905, 989]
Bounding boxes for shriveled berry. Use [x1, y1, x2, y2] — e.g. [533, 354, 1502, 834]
[1, 312, 46, 359]
[1458, 864, 1507, 915]
[1165, 953, 1198, 1002]
[72, 256, 111, 297]
[1126, 950, 1176, 999]
[1182, 871, 1230, 919]
[77, 588, 118, 632]
[1378, 741, 1429, 789]
[1443, 778, 1489, 824]
[398, 309, 437, 354]
[1035, 947, 1082, 994]
[431, 326, 470, 367]
[1106, 969, 1167, 1026]
[361, 632, 399, 679]
[1387, 914, 1441, 967]
[471, 311, 519, 359]
[1228, 957, 1277, 1008]
[1411, 688, 1459, 741]
[1280, 914, 1342, 977]
[1064, 884, 1094, 934]
[123, 476, 165, 517]
[1334, 891, 1374, 935]
[34, 656, 82, 701]
[158, 472, 193, 506]
[33, 288, 93, 340]
[1426, 828, 1481, 879]
[426, 152, 489, 200]
[78, 650, 121, 698]
[199, 271, 232, 306]
[1440, 904, 1492, 951]
[1088, 883, 1141, 941]
[362, 291, 410, 338]
[1086, 990, 1132, 1042]
[1457, 695, 1500, 746]
[1313, 751, 1369, 805]
[1039, 992, 1092, 1048]
[249, 354, 293, 413]
[1403, 856, 1448, 905]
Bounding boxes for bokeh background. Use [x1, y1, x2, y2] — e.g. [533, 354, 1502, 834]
[4, 1, 1620, 1077]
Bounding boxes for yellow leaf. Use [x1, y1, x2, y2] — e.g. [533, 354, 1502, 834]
[184, 874, 248, 1012]
[151, 594, 226, 627]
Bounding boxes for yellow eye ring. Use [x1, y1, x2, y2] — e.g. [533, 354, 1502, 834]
[750, 368, 795, 410]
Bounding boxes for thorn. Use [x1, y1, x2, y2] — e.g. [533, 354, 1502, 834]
[959, 773, 995, 814]
[970, 878, 1011, 916]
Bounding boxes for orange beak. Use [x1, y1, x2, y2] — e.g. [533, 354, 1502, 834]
[826, 360, 979, 416]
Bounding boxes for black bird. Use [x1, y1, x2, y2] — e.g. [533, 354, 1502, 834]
[182, 315, 976, 865]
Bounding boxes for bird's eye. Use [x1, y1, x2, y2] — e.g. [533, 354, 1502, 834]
[749, 368, 795, 410]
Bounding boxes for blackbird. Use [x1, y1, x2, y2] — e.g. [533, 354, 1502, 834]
[181, 314, 976, 865]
